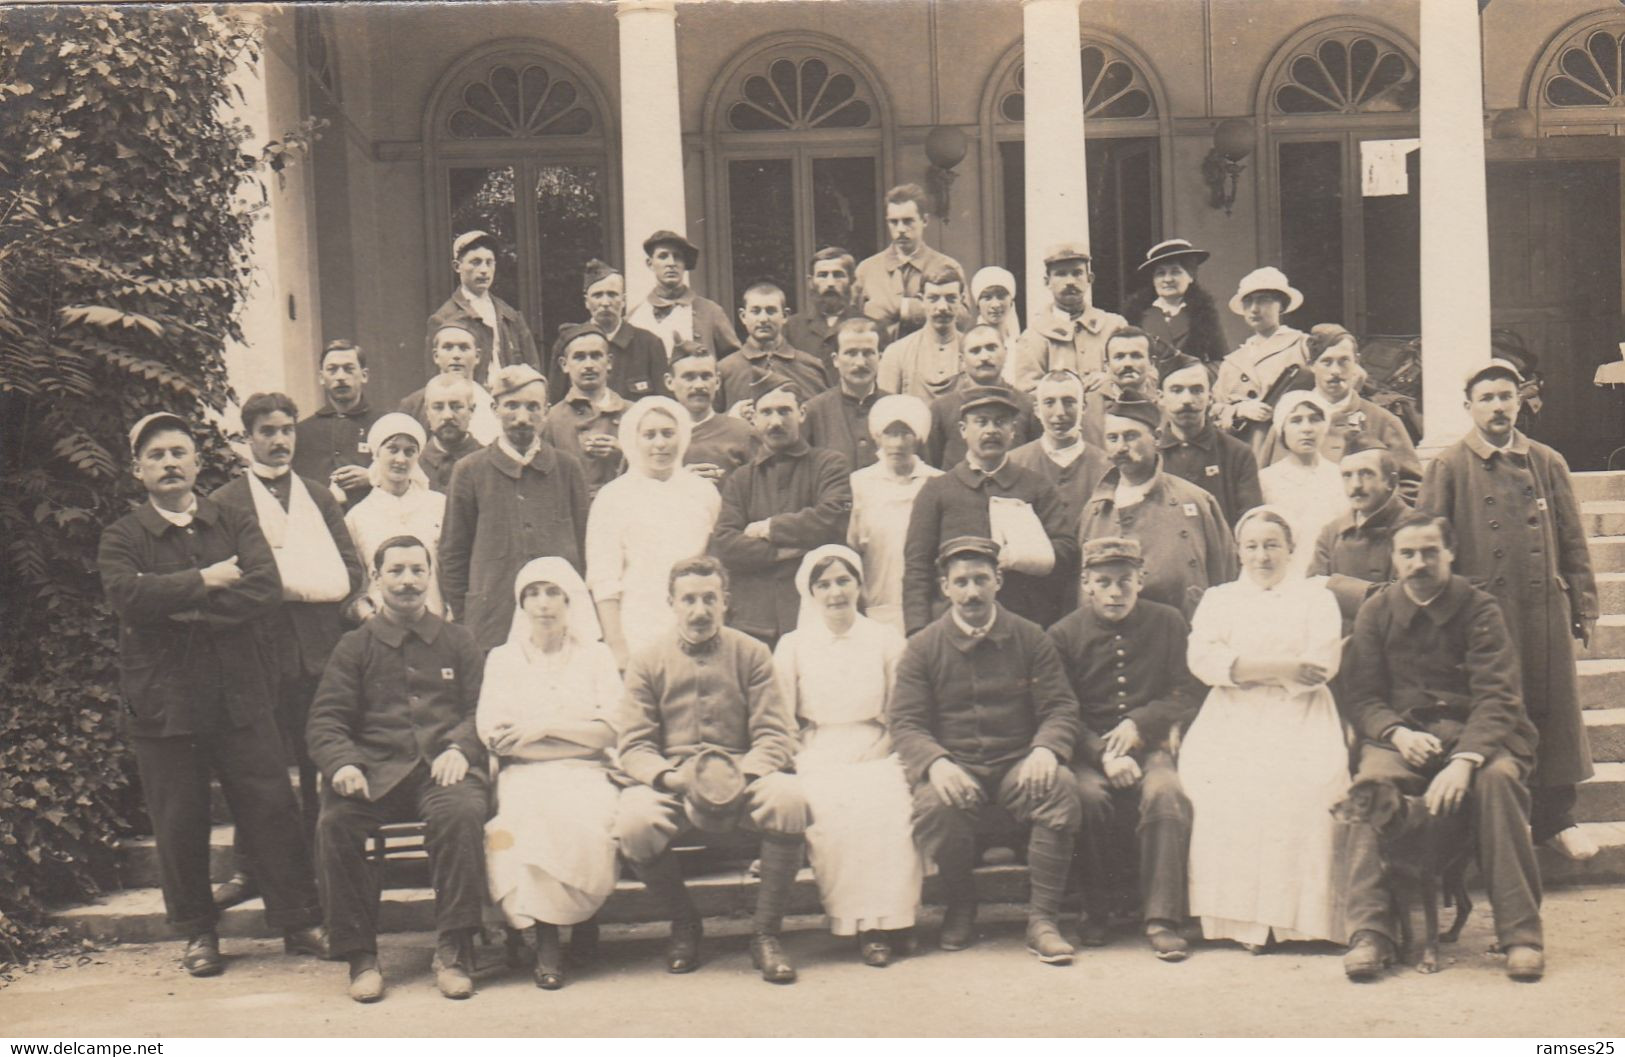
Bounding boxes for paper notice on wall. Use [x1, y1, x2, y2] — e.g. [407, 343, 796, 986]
[1361, 138, 1421, 197]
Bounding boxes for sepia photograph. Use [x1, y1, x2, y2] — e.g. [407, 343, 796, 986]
[1, 0, 1623, 1041]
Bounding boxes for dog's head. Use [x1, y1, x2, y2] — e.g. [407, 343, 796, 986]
[1331, 778, 1407, 834]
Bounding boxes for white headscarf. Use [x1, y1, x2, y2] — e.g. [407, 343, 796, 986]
[867, 393, 932, 447]
[618, 395, 693, 480]
[793, 543, 866, 635]
[366, 413, 431, 491]
[506, 555, 603, 649]
[1270, 388, 1331, 436]
[970, 266, 1021, 349]
[1234, 504, 1299, 555]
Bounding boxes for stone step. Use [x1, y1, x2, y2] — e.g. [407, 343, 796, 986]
[1574, 471, 1625, 504]
[116, 826, 238, 889]
[1589, 536, 1625, 575]
[1599, 573, 1625, 616]
[1535, 822, 1625, 886]
[1579, 658, 1625, 709]
[1585, 708, 1625, 764]
[1585, 501, 1625, 538]
[1577, 762, 1625, 824]
[1581, 615, 1625, 661]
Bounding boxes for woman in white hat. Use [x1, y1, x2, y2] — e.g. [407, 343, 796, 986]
[478, 556, 621, 989]
[1257, 390, 1345, 580]
[1213, 266, 1310, 453]
[773, 545, 920, 966]
[845, 394, 942, 633]
[344, 412, 447, 616]
[969, 266, 1020, 377]
[585, 395, 721, 668]
[1121, 239, 1229, 371]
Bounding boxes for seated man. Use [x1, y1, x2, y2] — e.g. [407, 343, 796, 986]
[888, 536, 1083, 965]
[1338, 512, 1545, 982]
[614, 556, 809, 984]
[307, 535, 489, 1003]
[1047, 538, 1202, 960]
[1308, 437, 1409, 630]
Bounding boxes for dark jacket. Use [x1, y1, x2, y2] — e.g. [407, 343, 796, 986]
[717, 343, 832, 411]
[785, 305, 864, 373]
[545, 320, 672, 405]
[211, 472, 365, 679]
[926, 379, 1040, 471]
[306, 611, 487, 802]
[684, 413, 758, 479]
[292, 399, 386, 511]
[1123, 282, 1229, 368]
[417, 433, 484, 495]
[1156, 420, 1264, 528]
[1307, 488, 1409, 625]
[426, 287, 541, 383]
[98, 496, 282, 737]
[802, 385, 887, 472]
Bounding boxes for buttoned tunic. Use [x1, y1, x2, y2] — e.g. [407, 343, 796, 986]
[925, 378, 1041, 470]
[803, 385, 887, 471]
[684, 412, 758, 478]
[542, 387, 627, 499]
[1079, 467, 1238, 620]
[1307, 488, 1409, 624]
[1157, 420, 1264, 528]
[1008, 305, 1130, 393]
[717, 342, 832, 409]
[306, 611, 487, 802]
[1420, 430, 1596, 786]
[293, 399, 386, 511]
[852, 243, 969, 342]
[439, 442, 590, 650]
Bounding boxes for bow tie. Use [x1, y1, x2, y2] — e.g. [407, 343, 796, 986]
[647, 287, 694, 314]
[678, 633, 722, 657]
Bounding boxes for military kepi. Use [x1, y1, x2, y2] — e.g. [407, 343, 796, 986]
[1081, 536, 1144, 568]
[937, 534, 1001, 569]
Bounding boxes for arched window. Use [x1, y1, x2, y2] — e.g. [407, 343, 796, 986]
[704, 37, 890, 315]
[1530, 16, 1625, 135]
[1258, 20, 1420, 335]
[423, 43, 616, 347]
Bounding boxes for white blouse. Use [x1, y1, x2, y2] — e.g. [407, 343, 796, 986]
[476, 637, 622, 750]
[345, 485, 447, 614]
[847, 460, 943, 634]
[1258, 457, 1347, 580]
[773, 615, 905, 768]
[1186, 576, 1344, 697]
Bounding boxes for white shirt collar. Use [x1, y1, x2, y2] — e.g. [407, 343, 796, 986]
[952, 606, 997, 639]
[1152, 297, 1185, 317]
[497, 436, 541, 466]
[1040, 433, 1086, 468]
[250, 460, 290, 480]
[1113, 471, 1157, 509]
[150, 496, 199, 527]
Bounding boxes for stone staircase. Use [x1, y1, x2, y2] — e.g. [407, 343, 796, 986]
[51, 472, 1625, 944]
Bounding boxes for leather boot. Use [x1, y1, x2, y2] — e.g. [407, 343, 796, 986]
[532, 924, 564, 990]
[1025, 825, 1077, 964]
[182, 931, 223, 977]
[211, 872, 258, 911]
[749, 838, 802, 983]
[1505, 945, 1545, 982]
[347, 952, 384, 1003]
[635, 852, 701, 973]
[1343, 929, 1395, 981]
[750, 933, 797, 984]
[283, 924, 330, 959]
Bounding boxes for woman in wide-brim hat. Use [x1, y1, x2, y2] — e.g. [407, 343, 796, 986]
[1212, 266, 1311, 455]
[1121, 238, 1229, 371]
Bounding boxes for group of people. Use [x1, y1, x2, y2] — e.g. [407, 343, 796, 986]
[99, 180, 1598, 1007]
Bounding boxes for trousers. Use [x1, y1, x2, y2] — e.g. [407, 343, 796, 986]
[316, 762, 489, 957]
[613, 772, 809, 865]
[131, 709, 321, 935]
[1074, 749, 1192, 924]
[232, 668, 320, 865]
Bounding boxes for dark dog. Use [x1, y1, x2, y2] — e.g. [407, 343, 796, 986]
[1332, 778, 1474, 973]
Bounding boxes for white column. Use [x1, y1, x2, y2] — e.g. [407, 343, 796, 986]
[1021, 0, 1089, 326]
[616, 0, 687, 302]
[1419, 0, 1490, 454]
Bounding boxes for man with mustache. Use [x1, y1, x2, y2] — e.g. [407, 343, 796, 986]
[852, 183, 969, 342]
[99, 412, 324, 977]
[1337, 512, 1545, 982]
[803, 316, 889, 471]
[903, 385, 1076, 632]
[1420, 358, 1599, 864]
[627, 230, 741, 361]
[545, 260, 670, 404]
[718, 282, 831, 412]
[425, 230, 541, 389]
[890, 536, 1083, 963]
[925, 323, 1041, 470]
[1009, 243, 1128, 394]
[1079, 399, 1235, 620]
[439, 364, 589, 650]
[1077, 327, 1158, 448]
[785, 246, 863, 374]
[1308, 437, 1410, 631]
[669, 342, 757, 481]
[1155, 352, 1263, 528]
[293, 340, 385, 512]
[307, 535, 489, 1002]
[614, 556, 808, 983]
[878, 267, 970, 402]
[415, 373, 484, 496]
[210, 392, 365, 911]
[542, 323, 627, 500]
[710, 381, 852, 647]
[399, 323, 500, 448]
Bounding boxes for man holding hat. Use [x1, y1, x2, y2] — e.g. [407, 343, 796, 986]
[1213, 266, 1310, 453]
[1420, 358, 1599, 862]
[718, 281, 832, 412]
[546, 259, 670, 404]
[786, 245, 863, 371]
[439, 363, 589, 650]
[627, 229, 741, 360]
[99, 412, 324, 976]
[710, 380, 852, 646]
[426, 230, 541, 390]
[399, 323, 500, 448]
[925, 322, 1040, 470]
[1308, 436, 1410, 630]
[803, 316, 890, 471]
[615, 556, 808, 983]
[1048, 537, 1202, 959]
[904, 384, 1075, 633]
[1080, 399, 1235, 620]
[889, 535, 1083, 963]
[543, 323, 627, 499]
[1155, 351, 1263, 527]
[1009, 243, 1128, 394]
[852, 183, 969, 342]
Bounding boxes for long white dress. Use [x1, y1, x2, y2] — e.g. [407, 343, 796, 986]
[344, 484, 447, 615]
[773, 614, 922, 935]
[1258, 456, 1345, 581]
[478, 637, 622, 927]
[1179, 575, 1348, 946]
[846, 460, 942, 634]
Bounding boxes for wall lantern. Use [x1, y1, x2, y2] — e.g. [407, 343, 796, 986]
[925, 126, 969, 220]
[1489, 107, 1537, 140]
[1202, 118, 1254, 216]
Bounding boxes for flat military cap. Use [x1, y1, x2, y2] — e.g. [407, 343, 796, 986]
[1159, 352, 1206, 383]
[937, 535, 1001, 569]
[1081, 536, 1144, 568]
[581, 258, 620, 293]
[1042, 242, 1092, 268]
[128, 411, 192, 456]
[958, 384, 1022, 418]
[1341, 434, 1391, 458]
[452, 229, 500, 260]
[687, 749, 746, 833]
[642, 229, 700, 271]
[1464, 357, 1523, 393]
[1103, 398, 1161, 431]
[557, 321, 610, 351]
[490, 363, 548, 400]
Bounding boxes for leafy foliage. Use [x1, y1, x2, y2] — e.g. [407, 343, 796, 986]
[0, 7, 274, 964]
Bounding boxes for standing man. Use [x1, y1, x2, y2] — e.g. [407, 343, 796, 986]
[710, 381, 852, 647]
[614, 556, 809, 983]
[1338, 512, 1546, 982]
[1155, 353, 1263, 528]
[803, 316, 888, 471]
[852, 183, 969, 342]
[925, 323, 1040, 470]
[1079, 400, 1236, 620]
[439, 364, 589, 650]
[99, 412, 325, 976]
[400, 323, 499, 447]
[1078, 327, 1157, 447]
[1308, 438, 1409, 628]
[718, 282, 831, 411]
[546, 259, 670, 404]
[785, 246, 862, 372]
[1420, 358, 1598, 861]
[543, 323, 626, 499]
[627, 230, 741, 360]
[293, 340, 385, 512]
[210, 392, 365, 909]
[425, 230, 541, 388]
[1009, 244, 1128, 393]
[668, 342, 757, 481]
[416, 373, 484, 496]
[307, 535, 490, 1002]
[903, 385, 1076, 633]
[1009, 370, 1110, 534]
[877, 268, 969, 402]
[889, 537, 1082, 963]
